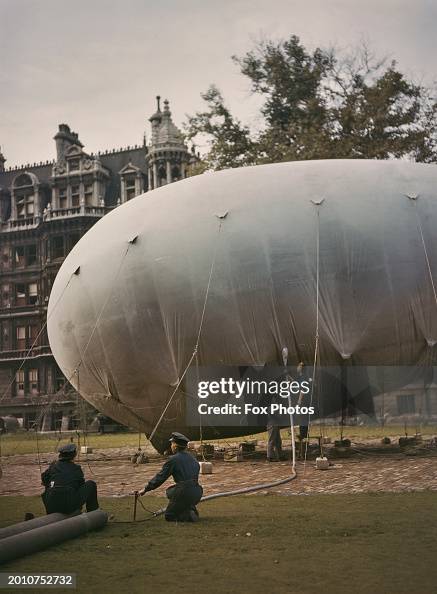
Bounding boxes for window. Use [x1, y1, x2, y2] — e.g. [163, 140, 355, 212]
[15, 284, 26, 306]
[26, 197, 34, 215]
[28, 324, 38, 347]
[15, 245, 37, 268]
[52, 236, 65, 259]
[2, 284, 10, 308]
[171, 166, 181, 181]
[84, 183, 93, 206]
[55, 370, 67, 392]
[1, 246, 10, 269]
[2, 324, 9, 349]
[125, 177, 136, 201]
[59, 187, 67, 209]
[24, 412, 37, 429]
[69, 158, 80, 172]
[71, 185, 80, 207]
[16, 326, 26, 350]
[158, 166, 166, 187]
[397, 394, 416, 415]
[27, 245, 37, 266]
[53, 411, 63, 431]
[29, 283, 38, 305]
[15, 370, 25, 397]
[16, 196, 26, 218]
[29, 369, 39, 394]
[14, 246, 25, 267]
[16, 193, 34, 218]
[16, 325, 38, 349]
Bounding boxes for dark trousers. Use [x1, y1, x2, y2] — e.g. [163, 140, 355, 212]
[267, 424, 282, 460]
[42, 480, 99, 514]
[165, 481, 203, 522]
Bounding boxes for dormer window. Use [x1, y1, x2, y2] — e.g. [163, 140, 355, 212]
[125, 177, 136, 201]
[119, 163, 144, 203]
[16, 193, 35, 218]
[12, 172, 40, 220]
[69, 158, 80, 172]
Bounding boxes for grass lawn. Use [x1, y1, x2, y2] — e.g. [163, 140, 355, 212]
[2, 423, 437, 457]
[1, 492, 436, 594]
[0, 431, 147, 456]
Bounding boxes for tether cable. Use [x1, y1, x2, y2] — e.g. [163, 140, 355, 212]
[407, 194, 437, 311]
[303, 199, 324, 474]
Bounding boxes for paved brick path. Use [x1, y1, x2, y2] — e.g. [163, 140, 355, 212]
[1, 445, 437, 497]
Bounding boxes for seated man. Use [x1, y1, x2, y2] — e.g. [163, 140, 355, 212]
[139, 432, 203, 522]
[41, 443, 99, 514]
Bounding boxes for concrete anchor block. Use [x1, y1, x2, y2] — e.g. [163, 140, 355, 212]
[316, 456, 329, 470]
[199, 461, 213, 474]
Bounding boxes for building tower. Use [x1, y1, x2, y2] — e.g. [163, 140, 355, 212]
[146, 96, 195, 190]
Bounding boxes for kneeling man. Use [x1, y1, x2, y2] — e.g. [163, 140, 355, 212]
[139, 432, 203, 522]
[41, 443, 99, 514]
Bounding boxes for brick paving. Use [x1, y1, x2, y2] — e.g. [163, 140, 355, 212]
[1, 444, 437, 498]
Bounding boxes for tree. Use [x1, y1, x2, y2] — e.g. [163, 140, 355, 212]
[185, 36, 437, 170]
[185, 85, 257, 171]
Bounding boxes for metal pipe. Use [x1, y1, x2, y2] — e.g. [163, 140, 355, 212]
[0, 512, 80, 541]
[0, 510, 108, 564]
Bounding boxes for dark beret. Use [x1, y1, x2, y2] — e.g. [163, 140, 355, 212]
[58, 443, 77, 456]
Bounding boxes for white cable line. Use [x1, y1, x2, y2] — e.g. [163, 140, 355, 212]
[412, 200, 437, 310]
[303, 202, 322, 475]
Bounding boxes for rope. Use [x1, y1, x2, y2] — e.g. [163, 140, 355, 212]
[303, 200, 323, 474]
[148, 219, 225, 443]
[34, 426, 42, 474]
[75, 243, 132, 374]
[195, 352, 207, 462]
[409, 196, 437, 310]
[407, 195, 436, 440]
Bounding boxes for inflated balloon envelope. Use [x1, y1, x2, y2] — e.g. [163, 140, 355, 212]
[47, 160, 437, 451]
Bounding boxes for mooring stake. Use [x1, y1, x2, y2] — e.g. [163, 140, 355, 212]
[133, 491, 139, 522]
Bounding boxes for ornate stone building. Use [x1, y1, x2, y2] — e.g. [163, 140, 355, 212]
[0, 97, 197, 430]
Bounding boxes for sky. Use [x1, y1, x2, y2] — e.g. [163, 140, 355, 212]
[1, 0, 436, 167]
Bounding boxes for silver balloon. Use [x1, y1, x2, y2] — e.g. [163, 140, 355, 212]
[48, 160, 437, 449]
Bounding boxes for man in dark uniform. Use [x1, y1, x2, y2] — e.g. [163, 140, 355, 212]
[41, 443, 99, 514]
[138, 432, 203, 522]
